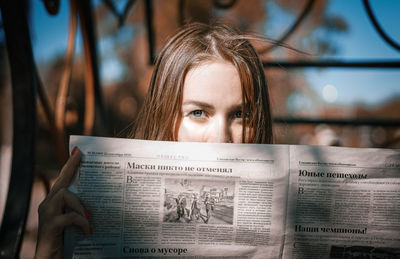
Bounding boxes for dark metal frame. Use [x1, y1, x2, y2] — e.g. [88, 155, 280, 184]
[363, 0, 400, 52]
[0, 1, 36, 258]
[273, 118, 400, 127]
[0, 0, 106, 257]
[263, 60, 400, 68]
[144, 0, 155, 64]
[145, 0, 400, 127]
[79, 0, 106, 132]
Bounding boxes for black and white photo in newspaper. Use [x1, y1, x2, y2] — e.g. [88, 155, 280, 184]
[283, 145, 400, 259]
[64, 135, 289, 258]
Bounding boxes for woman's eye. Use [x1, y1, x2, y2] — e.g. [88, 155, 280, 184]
[234, 111, 242, 118]
[190, 110, 205, 118]
[233, 110, 250, 120]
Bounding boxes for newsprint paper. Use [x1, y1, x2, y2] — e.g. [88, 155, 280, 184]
[64, 135, 400, 259]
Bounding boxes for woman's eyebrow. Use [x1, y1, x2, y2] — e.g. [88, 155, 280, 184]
[182, 101, 214, 109]
[229, 104, 243, 111]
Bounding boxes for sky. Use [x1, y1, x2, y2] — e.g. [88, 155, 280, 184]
[306, 0, 400, 106]
[29, 0, 400, 108]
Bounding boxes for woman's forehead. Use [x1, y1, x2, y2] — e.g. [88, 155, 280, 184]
[182, 60, 242, 103]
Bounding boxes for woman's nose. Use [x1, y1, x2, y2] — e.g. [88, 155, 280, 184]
[207, 117, 232, 143]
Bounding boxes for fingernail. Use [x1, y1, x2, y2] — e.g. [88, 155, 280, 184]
[84, 209, 91, 219]
[71, 146, 78, 156]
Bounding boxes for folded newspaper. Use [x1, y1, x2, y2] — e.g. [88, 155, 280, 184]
[64, 135, 400, 258]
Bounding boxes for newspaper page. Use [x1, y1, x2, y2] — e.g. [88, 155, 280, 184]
[64, 135, 289, 258]
[283, 145, 400, 259]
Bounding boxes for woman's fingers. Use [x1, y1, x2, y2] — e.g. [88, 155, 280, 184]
[54, 211, 91, 235]
[35, 147, 89, 259]
[51, 188, 87, 217]
[49, 147, 81, 198]
[39, 210, 91, 237]
[38, 188, 91, 234]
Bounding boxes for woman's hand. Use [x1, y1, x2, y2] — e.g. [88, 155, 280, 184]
[35, 147, 91, 259]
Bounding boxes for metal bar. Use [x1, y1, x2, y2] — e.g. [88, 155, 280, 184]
[263, 60, 400, 68]
[78, 0, 107, 135]
[144, 0, 155, 64]
[0, 0, 36, 258]
[273, 117, 400, 126]
[178, 0, 185, 26]
[363, 0, 400, 52]
[54, 0, 78, 164]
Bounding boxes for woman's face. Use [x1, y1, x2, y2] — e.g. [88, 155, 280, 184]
[177, 60, 247, 143]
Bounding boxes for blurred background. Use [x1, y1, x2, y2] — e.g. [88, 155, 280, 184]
[0, 0, 399, 258]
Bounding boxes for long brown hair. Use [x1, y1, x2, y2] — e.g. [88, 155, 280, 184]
[129, 22, 273, 144]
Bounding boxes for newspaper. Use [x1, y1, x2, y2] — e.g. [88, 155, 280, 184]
[64, 135, 400, 258]
[64, 136, 289, 258]
[283, 145, 400, 259]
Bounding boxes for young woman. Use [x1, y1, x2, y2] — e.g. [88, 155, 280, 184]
[35, 22, 273, 258]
